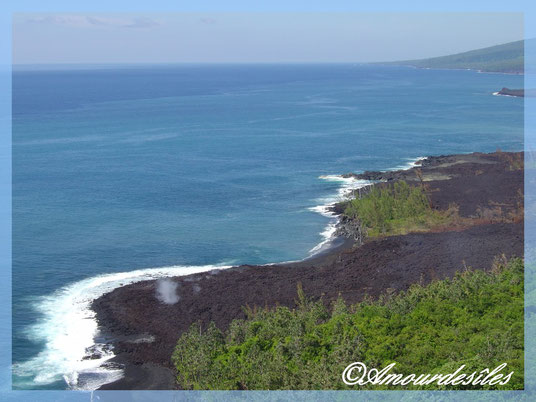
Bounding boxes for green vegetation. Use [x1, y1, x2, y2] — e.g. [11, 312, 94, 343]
[386, 40, 524, 73]
[343, 181, 456, 237]
[172, 257, 523, 390]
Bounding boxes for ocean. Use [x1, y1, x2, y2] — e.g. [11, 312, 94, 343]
[11, 64, 523, 389]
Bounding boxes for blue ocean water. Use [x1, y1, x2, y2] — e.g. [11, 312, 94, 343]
[12, 64, 523, 389]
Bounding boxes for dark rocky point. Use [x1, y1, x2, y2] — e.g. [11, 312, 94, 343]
[497, 87, 524, 97]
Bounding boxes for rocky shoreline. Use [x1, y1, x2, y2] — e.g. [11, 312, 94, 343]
[91, 151, 524, 390]
[495, 88, 524, 97]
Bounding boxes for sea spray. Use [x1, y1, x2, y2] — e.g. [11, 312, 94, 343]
[156, 279, 180, 304]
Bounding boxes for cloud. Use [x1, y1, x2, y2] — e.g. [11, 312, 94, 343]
[26, 15, 160, 29]
[199, 17, 217, 25]
[124, 17, 160, 29]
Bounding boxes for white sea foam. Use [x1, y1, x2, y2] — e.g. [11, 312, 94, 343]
[12, 264, 231, 390]
[308, 175, 372, 255]
[492, 91, 518, 98]
[386, 156, 426, 171]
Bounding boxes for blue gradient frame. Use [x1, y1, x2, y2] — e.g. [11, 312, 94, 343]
[1, 2, 535, 401]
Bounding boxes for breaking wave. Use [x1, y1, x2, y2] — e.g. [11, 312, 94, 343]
[12, 264, 231, 390]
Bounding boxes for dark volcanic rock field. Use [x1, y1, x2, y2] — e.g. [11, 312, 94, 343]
[93, 151, 524, 389]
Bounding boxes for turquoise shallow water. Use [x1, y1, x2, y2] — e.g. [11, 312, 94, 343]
[11, 64, 523, 389]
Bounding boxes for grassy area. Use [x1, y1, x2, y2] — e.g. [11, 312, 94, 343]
[343, 181, 457, 238]
[172, 257, 523, 390]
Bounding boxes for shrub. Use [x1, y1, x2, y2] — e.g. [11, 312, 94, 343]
[344, 181, 453, 237]
[172, 258, 524, 390]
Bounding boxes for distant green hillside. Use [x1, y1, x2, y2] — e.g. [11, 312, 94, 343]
[388, 40, 523, 74]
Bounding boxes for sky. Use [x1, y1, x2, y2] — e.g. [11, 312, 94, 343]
[12, 13, 524, 64]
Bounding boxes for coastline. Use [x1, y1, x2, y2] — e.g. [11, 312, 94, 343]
[91, 150, 524, 390]
[377, 63, 524, 76]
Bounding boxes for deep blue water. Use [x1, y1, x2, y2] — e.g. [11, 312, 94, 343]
[12, 64, 523, 389]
